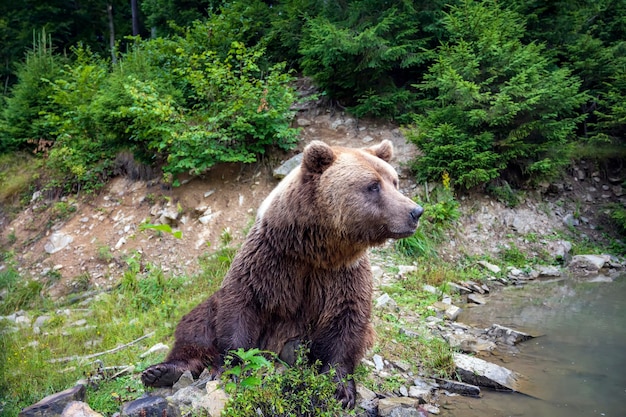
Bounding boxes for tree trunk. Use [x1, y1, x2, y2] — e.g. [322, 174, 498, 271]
[131, 0, 140, 36]
[108, 3, 116, 64]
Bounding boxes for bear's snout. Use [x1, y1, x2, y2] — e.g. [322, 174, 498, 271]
[410, 206, 424, 223]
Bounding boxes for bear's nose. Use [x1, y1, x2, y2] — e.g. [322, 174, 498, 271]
[410, 206, 424, 222]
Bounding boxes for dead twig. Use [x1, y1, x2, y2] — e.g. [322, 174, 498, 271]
[48, 331, 155, 364]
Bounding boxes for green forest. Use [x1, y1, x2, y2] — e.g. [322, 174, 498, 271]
[2, 0, 625, 197]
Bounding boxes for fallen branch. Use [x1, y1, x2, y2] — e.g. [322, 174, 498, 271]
[49, 331, 155, 363]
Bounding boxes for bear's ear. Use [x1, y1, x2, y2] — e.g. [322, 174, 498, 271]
[302, 141, 336, 174]
[365, 140, 394, 162]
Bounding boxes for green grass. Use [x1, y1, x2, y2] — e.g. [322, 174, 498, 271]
[0, 247, 234, 416]
[0, 153, 41, 206]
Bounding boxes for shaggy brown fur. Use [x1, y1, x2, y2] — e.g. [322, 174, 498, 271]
[141, 140, 423, 408]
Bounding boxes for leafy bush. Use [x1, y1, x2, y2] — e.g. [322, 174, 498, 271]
[222, 346, 349, 417]
[0, 31, 65, 152]
[299, 2, 435, 120]
[396, 174, 460, 258]
[406, 0, 587, 189]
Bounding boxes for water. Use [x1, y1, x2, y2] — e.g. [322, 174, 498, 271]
[440, 274, 626, 417]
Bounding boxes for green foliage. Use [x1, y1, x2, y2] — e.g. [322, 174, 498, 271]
[396, 178, 460, 258]
[486, 180, 523, 208]
[222, 346, 349, 417]
[606, 203, 626, 236]
[139, 222, 183, 239]
[0, 152, 41, 205]
[299, 0, 439, 120]
[407, 0, 587, 189]
[0, 31, 64, 151]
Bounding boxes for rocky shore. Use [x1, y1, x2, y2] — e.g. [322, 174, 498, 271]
[12, 251, 623, 417]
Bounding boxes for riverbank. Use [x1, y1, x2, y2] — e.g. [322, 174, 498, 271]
[1, 109, 625, 416]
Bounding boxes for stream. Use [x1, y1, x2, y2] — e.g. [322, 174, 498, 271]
[440, 273, 626, 417]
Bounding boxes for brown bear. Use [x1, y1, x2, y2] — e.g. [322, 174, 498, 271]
[141, 140, 423, 408]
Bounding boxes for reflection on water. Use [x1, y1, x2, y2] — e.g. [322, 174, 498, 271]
[441, 274, 626, 417]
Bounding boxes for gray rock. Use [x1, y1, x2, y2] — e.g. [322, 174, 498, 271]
[378, 397, 419, 417]
[375, 293, 397, 309]
[467, 293, 486, 305]
[399, 385, 409, 397]
[204, 381, 228, 417]
[296, 118, 311, 127]
[45, 233, 74, 254]
[477, 261, 501, 274]
[436, 378, 481, 397]
[562, 213, 580, 227]
[273, 153, 303, 179]
[446, 333, 495, 354]
[373, 354, 385, 371]
[487, 324, 533, 345]
[535, 265, 561, 277]
[453, 353, 524, 392]
[568, 254, 610, 273]
[172, 370, 194, 391]
[61, 401, 102, 417]
[356, 384, 377, 402]
[448, 282, 472, 295]
[140, 343, 169, 358]
[19, 384, 86, 417]
[121, 396, 179, 417]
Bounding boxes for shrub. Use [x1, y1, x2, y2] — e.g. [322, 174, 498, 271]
[222, 346, 349, 417]
[0, 31, 65, 152]
[406, 0, 587, 189]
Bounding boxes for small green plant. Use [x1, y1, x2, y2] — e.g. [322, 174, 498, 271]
[139, 222, 182, 239]
[486, 181, 523, 208]
[396, 173, 460, 258]
[222, 346, 350, 417]
[97, 245, 114, 263]
[220, 228, 233, 246]
[607, 203, 626, 236]
[499, 244, 528, 267]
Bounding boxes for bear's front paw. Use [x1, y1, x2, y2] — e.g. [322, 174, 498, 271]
[141, 363, 183, 387]
[335, 378, 356, 409]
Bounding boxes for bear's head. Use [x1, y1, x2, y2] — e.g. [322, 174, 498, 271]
[301, 140, 423, 246]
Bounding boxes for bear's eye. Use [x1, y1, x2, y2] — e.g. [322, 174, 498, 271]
[367, 182, 381, 193]
[393, 179, 399, 188]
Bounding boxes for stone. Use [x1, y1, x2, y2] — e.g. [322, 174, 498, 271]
[121, 395, 180, 417]
[378, 397, 419, 417]
[362, 135, 374, 143]
[477, 261, 501, 274]
[467, 293, 486, 305]
[487, 324, 534, 345]
[61, 401, 103, 417]
[443, 304, 462, 321]
[408, 385, 432, 403]
[447, 333, 495, 354]
[436, 378, 481, 397]
[273, 153, 303, 179]
[448, 282, 472, 295]
[19, 384, 86, 417]
[140, 342, 170, 358]
[568, 254, 610, 273]
[399, 385, 409, 397]
[453, 353, 524, 392]
[376, 293, 397, 309]
[373, 354, 385, 371]
[45, 233, 74, 254]
[204, 381, 228, 417]
[398, 265, 418, 276]
[172, 370, 194, 391]
[296, 118, 311, 126]
[535, 265, 561, 277]
[356, 384, 377, 402]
